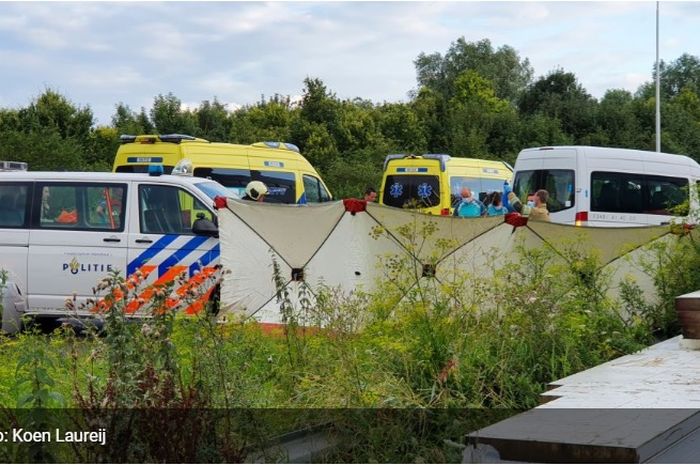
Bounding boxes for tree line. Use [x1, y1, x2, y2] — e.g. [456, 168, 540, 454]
[2, 38, 700, 198]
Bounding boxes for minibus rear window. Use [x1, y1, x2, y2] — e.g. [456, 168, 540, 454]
[382, 175, 441, 208]
[513, 170, 575, 213]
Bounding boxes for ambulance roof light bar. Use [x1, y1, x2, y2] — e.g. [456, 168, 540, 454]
[120, 134, 203, 145]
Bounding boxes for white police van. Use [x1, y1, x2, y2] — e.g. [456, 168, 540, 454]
[0, 164, 229, 333]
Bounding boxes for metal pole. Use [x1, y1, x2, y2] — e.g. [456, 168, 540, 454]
[656, 1, 661, 152]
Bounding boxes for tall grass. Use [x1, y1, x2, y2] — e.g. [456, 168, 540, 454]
[1, 219, 697, 461]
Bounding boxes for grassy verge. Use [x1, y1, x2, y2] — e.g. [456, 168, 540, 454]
[0, 225, 696, 462]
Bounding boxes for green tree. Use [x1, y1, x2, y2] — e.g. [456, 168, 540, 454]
[0, 90, 97, 170]
[112, 103, 154, 135]
[595, 89, 645, 148]
[0, 108, 21, 131]
[335, 100, 382, 154]
[195, 99, 232, 141]
[150, 93, 197, 135]
[484, 111, 523, 162]
[0, 129, 84, 170]
[412, 87, 449, 153]
[299, 122, 339, 174]
[518, 69, 597, 142]
[323, 157, 383, 199]
[661, 53, 700, 98]
[84, 126, 120, 171]
[18, 89, 94, 141]
[659, 88, 700, 156]
[414, 37, 533, 103]
[376, 103, 427, 153]
[446, 70, 512, 157]
[299, 78, 340, 126]
[517, 114, 572, 148]
[230, 100, 295, 144]
[635, 53, 700, 102]
[292, 78, 342, 171]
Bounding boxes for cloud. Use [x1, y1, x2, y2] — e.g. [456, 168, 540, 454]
[0, 2, 125, 51]
[195, 71, 257, 98]
[1, 1, 699, 125]
[72, 66, 146, 89]
[0, 14, 27, 31]
[191, 2, 312, 37]
[0, 49, 45, 69]
[135, 22, 194, 62]
[623, 73, 649, 91]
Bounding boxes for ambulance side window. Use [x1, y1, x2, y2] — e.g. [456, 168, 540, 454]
[252, 170, 296, 204]
[193, 167, 251, 199]
[303, 175, 321, 203]
[302, 175, 332, 203]
[139, 184, 214, 235]
[319, 182, 331, 202]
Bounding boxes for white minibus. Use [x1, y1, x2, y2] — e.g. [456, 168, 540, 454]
[511, 146, 700, 226]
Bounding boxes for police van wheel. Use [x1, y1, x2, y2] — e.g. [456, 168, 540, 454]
[22, 316, 62, 334]
[207, 285, 221, 316]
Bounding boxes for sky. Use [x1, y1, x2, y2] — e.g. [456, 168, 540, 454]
[1, 1, 699, 126]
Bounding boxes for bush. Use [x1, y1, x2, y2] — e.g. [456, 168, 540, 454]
[1, 219, 685, 462]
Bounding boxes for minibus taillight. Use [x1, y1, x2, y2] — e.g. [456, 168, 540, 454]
[440, 208, 450, 216]
[575, 211, 588, 226]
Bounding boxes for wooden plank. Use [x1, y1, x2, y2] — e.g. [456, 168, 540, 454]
[469, 409, 700, 463]
[675, 291, 700, 339]
[466, 337, 700, 462]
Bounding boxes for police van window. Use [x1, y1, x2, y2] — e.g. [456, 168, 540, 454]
[193, 181, 232, 200]
[513, 170, 575, 213]
[139, 184, 214, 235]
[35, 183, 127, 231]
[193, 168, 251, 198]
[383, 175, 441, 208]
[86, 186, 126, 229]
[252, 170, 296, 204]
[116, 165, 174, 174]
[0, 183, 30, 228]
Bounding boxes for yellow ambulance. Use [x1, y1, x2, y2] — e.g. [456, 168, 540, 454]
[379, 154, 513, 215]
[113, 134, 332, 204]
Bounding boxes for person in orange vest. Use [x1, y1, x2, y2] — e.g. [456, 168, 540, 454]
[56, 208, 78, 224]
